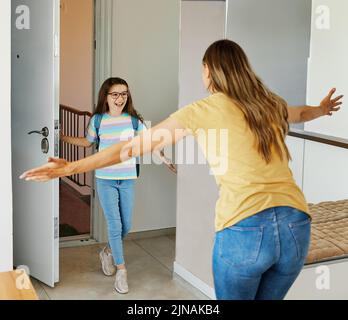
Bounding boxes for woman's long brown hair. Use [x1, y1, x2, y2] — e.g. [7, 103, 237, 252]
[92, 77, 144, 123]
[203, 40, 290, 163]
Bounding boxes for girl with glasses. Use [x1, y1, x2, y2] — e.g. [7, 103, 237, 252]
[61, 77, 176, 294]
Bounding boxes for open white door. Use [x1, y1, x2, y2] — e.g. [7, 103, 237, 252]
[11, 0, 60, 287]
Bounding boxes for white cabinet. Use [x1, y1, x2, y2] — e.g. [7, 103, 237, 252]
[303, 141, 348, 204]
[286, 136, 305, 190]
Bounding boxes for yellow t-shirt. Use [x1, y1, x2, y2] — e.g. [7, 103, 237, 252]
[170, 92, 309, 232]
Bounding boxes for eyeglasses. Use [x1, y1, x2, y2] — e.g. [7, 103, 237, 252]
[108, 91, 129, 100]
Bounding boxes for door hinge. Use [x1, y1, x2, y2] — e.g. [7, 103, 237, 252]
[54, 217, 59, 239]
[54, 34, 59, 57]
[54, 120, 60, 157]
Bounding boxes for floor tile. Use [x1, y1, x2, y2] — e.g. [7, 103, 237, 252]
[34, 238, 208, 300]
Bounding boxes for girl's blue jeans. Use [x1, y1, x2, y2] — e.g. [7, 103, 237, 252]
[96, 178, 135, 266]
[213, 206, 311, 300]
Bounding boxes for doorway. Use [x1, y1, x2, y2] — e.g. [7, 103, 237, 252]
[11, 0, 179, 288]
[59, 0, 94, 241]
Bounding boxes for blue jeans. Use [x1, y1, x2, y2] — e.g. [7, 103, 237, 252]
[96, 178, 135, 266]
[213, 206, 311, 300]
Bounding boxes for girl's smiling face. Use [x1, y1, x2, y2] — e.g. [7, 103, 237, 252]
[107, 84, 129, 113]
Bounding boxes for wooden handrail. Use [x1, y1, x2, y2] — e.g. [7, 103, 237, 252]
[60, 104, 92, 117]
[288, 128, 348, 150]
[59, 104, 93, 187]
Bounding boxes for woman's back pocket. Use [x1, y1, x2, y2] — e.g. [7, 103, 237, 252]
[218, 225, 264, 267]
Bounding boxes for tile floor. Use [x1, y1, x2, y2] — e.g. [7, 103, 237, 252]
[31, 235, 209, 300]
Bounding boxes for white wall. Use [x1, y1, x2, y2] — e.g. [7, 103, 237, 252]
[302, 0, 348, 204]
[60, 0, 94, 112]
[60, 0, 94, 196]
[111, 0, 180, 232]
[0, 0, 13, 272]
[227, 0, 312, 107]
[306, 0, 348, 138]
[174, 0, 226, 293]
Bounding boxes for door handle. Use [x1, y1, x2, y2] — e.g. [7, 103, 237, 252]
[28, 127, 49, 137]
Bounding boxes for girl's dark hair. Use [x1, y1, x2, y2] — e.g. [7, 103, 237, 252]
[92, 77, 144, 123]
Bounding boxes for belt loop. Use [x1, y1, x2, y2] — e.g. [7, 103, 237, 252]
[272, 207, 277, 222]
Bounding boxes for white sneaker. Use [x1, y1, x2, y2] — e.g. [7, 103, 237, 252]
[99, 246, 116, 276]
[114, 269, 129, 294]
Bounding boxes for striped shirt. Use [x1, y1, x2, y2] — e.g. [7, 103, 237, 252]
[86, 112, 145, 180]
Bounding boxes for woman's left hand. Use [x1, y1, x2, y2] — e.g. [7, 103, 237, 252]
[20, 157, 72, 182]
[320, 88, 343, 116]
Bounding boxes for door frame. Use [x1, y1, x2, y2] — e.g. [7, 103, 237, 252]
[58, 0, 111, 245]
[1, 0, 13, 273]
[58, 0, 99, 244]
[90, 0, 114, 243]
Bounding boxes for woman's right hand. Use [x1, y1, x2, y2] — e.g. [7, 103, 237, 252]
[20, 157, 73, 182]
[21, 117, 188, 182]
[47, 157, 68, 167]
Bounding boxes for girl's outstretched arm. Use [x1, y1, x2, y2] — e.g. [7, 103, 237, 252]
[61, 134, 93, 148]
[20, 117, 187, 182]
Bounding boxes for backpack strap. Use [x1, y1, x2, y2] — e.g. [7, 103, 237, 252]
[131, 116, 140, 177]
[94, 114, 103, 151]
[131, 116, 139, 132]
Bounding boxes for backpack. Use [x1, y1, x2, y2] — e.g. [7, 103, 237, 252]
[94, 114, 140, 177]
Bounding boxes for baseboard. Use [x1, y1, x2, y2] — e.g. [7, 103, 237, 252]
[60, 233, 91, 242]
[173, 261, 215, 300]
[59, 238, 97, 248]
[126, 227, 176, 241]
[59, 228, 175, 247]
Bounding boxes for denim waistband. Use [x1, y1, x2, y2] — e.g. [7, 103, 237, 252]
[241, 206, 308, 223]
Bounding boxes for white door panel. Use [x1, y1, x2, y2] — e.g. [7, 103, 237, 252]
[12, 0, 60, 287]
